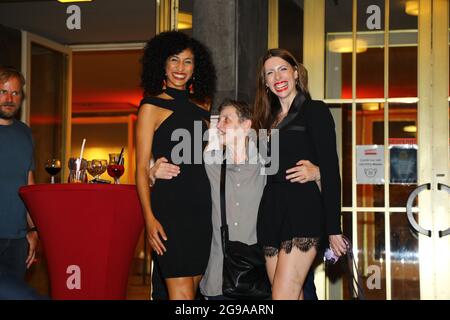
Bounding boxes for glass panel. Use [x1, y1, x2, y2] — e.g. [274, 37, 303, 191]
[356, 103, 385, 207]
[388, 102, 418, 207]
[356, 0, 385, 98]
[278, 0, 304, 62]
[336, 212, 353, 300]
[329, 103, 352, 207]
[29, 43, 65, 184]
[325, 0, 353, 99]
[389, 0, 418, 97]
[179, 0, 193, 36]
[390, 212, 420, 300]
[357, 212, 386, 299]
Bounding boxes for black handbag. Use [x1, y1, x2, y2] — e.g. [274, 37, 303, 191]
[220, 159, 271, 300]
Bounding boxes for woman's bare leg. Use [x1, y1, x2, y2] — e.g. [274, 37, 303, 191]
[166, 276, 200, 300]
[271, 246, 317, 300]
[265, 254, 278, 286]
[193, 275, 202, 294]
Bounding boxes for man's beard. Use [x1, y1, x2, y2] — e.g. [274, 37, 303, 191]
[0, 103, 19, 120]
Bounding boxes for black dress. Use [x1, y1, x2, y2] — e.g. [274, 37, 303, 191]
[139, 87, 212, 278]
[257, 93, 342, 256]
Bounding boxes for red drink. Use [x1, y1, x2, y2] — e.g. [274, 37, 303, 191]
[107, 164, 125, 184]
[45, 167, 61, 176]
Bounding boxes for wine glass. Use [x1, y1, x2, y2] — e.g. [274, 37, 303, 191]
[107, 153, 125, 184]
[87, 160, 94, 180]
[87, 159, 107, 182]
[45, 159, 61, 184]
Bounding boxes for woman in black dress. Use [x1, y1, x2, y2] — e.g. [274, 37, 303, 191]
[136, 31, 216, 299]
[253, 49, 347, 299]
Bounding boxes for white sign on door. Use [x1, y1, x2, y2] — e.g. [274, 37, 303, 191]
[356, 145, 384, 184]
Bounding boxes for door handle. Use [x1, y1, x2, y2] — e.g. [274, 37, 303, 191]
[437, 183, 450, 238]
[406, 183, 432, 237]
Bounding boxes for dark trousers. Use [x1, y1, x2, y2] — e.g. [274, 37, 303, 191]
[0, 238, 28, 279]
[0, 273, 49, 300]
[0, 238, 49, 300]
[151, 252, 318, 300]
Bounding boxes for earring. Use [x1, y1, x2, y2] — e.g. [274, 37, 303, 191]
[162, 79, 167, 90]
[189, 82, 194, 94]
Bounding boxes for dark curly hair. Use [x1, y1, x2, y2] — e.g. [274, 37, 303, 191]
[140, 31, 216, 104]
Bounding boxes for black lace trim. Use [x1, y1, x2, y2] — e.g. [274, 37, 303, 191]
[263, 246, 279, 257]
[263, 237, 320, 257]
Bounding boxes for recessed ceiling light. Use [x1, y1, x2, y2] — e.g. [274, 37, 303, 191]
[403, 125, 417, 133]
[405, 1, 419, 16]
[178, 12, 192, 30]
[362, 103, 379, 111]
[328, 38, 368, 53]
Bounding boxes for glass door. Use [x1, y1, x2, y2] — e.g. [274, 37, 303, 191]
[415, 0, 450, 300]
[300, 0, 449, 299]
[22, 32, 72, 183]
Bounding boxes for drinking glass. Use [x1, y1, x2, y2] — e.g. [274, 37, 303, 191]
[107, 153, 125, 184]
[45, 159, 61, 184]
[68, 157, 88, 183]
[87, 159, 107, 182]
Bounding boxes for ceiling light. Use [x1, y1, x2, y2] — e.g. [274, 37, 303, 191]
[403, 125, 417, 133]
[405, 1, 419, 16]
[178, 12, 192, 30]
[362, 103, 379, 111]
[328, 38, 368, 53]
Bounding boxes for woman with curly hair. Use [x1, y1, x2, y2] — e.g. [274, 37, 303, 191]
[136, 31, 216, 300]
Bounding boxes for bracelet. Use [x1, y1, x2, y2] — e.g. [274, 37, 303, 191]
[27, 226, 38, 233]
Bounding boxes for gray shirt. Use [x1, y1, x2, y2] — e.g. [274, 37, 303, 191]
[200, 149, 266, 297]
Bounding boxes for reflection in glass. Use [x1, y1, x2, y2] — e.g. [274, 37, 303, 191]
[357, 212, 386, 300]
[390, 213, 420, 300]
[325, 0, 352, 99]
[389, 46, 418, 97]
[356, 47, 384, 98]
[388, 103, 418, 207]
[330, 104, 352, 207]
[356, 0, 385, 98]
[356, 103, 385, 207]
[389, 0, 418, 97]
[327, 212, 353, 299]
